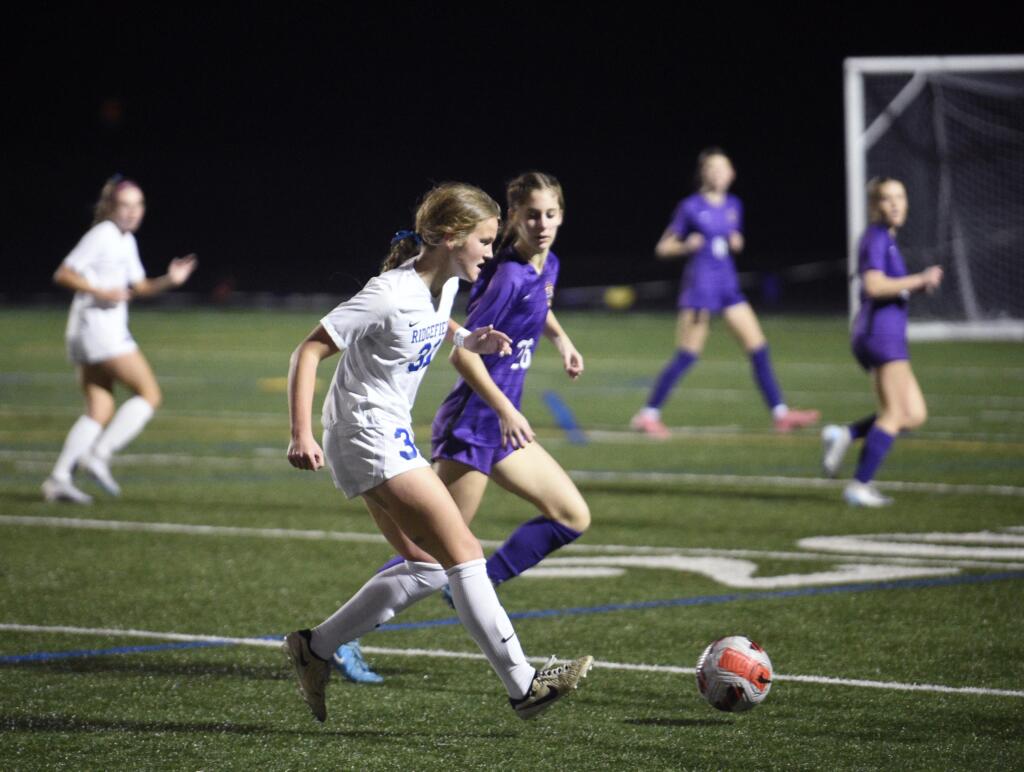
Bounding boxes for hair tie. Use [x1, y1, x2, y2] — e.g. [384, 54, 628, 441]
[391, 230, 422, 247]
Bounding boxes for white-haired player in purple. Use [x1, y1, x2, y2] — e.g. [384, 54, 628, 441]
[631, 148, 819, 438]
[821, 177, 943, 506]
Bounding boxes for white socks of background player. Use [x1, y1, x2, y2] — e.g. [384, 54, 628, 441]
[90, 396, 155, 461]
[310, 560, 448, 659]
[446, 558, 535, 700]
[51, 415, 103, 481]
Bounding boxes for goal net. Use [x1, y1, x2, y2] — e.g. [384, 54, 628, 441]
[844, 55, 1024, 341]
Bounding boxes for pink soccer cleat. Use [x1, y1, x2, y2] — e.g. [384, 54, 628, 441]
[630, 411, 671, 440]
[773, 408, 820, 433]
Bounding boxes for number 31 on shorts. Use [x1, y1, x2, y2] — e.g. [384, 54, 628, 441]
[394, 428, 419, 460]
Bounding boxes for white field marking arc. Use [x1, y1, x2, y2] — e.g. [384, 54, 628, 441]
[3, 516, 1024, 573]
[4, 449, 1022, 497]
[798, 534, 1024, 560]
[523, 556, 959, 589]
[2, 623, 1022, 700]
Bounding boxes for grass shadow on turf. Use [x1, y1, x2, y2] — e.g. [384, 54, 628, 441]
[0, 659, 290, 681]
[0, 713, 517, 740]
[625, 717, 734, 727]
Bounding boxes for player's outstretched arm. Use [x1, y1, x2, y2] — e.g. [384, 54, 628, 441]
[286, 325, 338, 471]
[544, 310, 583, 379]
[862, 266, 943, 299]
[132, 254, 199, 297]
[655, 229, 704, 259]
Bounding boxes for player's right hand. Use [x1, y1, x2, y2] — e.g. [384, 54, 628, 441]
[498, 407, 535, 450]
[922, 266, 944, 293]
[684, 233, 705, 254]
[287, 434, 324, 470]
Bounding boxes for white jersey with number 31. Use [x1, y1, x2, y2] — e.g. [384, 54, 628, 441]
[320, 259, 458, 432]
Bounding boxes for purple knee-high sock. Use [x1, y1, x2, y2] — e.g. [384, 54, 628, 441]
[487, 516, 583, 586]
[854, 426, 895, 483]
[647, 350, 697, 409]
[749, 345, 784, 411]
[848, 414, 877, 440]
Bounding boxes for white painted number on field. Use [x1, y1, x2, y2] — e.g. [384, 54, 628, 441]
[522, 529, 1024, 588]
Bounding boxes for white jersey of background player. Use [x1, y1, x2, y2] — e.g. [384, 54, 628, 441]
[63, 219, 146, 363]
[43, 177, 197, 505]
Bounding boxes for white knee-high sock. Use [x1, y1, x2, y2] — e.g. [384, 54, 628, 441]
[52, 416, 103, 480]
[310, 561, 447, 660]
[447, 558, 535, 700]
[91, 396, 154, 459]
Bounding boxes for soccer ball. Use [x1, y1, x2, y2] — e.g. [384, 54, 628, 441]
[695, 635, 773, 712]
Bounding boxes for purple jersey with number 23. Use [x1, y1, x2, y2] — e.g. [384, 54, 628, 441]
[432, 246, 559, 449]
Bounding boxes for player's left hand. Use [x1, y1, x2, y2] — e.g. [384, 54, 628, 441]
[464, 325, 513, 357]
[728, 232, 744, 253]
[168, 254, 199, 286]
[498, 406, 535, 449]
[562, 347, 584, 379]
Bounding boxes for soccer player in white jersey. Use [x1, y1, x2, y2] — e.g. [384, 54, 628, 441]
[42, 177, 197, 503]
[282, 182, 593, 723]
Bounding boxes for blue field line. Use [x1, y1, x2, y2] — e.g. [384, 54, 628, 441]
[5, 571, 1023, 664]
[0, 640, 227, 664]
[377, 569, 1024, 631]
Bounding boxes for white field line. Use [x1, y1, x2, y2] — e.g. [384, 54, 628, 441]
[0, 405, 284, 423]
[5, 515, 1024, 571]
[4, 515, 1024, 571]
[3, 449, 1022, 497]
[2, 623, 1021, 700]
[567, 469, 1024, 498]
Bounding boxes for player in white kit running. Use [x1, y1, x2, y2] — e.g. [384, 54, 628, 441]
[281, 182, 593, 723]
[42, 177, 197, 503]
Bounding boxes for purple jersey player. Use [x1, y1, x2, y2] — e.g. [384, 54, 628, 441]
[821, 178, 943, 507]
[630, 148, 820, 438]
[431, 173, 590, 592]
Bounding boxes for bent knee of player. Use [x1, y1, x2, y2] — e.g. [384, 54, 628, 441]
[140, 383, 163, 410]
[903, 403, 927, 430]
[544, 497, 591, 533]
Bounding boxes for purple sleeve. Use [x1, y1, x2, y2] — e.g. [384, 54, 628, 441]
[858, 228, 888, 276]
[665, 199, 691, 237]
[732, 197, 744, 233]
[464, 263, 521, 332]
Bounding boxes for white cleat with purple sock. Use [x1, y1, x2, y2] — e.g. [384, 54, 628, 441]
[843, 481, 894, 508]
[821, 424, 852, 478]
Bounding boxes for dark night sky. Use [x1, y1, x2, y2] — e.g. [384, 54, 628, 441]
[3, 5, 1020, 301]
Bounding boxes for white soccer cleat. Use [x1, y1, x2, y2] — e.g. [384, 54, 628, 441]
[821, 424, 852, 478]
[41, 476, 93, 505]
[80, 452, 121, 496]
[843, 481, 894, 508]
[283, 630, 331, 722]
[510, 655, 594, 720]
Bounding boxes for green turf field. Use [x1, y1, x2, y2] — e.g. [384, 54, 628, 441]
[2, 307, 1022, 770]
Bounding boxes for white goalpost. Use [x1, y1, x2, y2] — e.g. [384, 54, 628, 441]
[844, 55, 1024, 341]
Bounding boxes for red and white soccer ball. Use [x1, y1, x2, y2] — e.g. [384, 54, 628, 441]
[695, 635, 773, 712]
